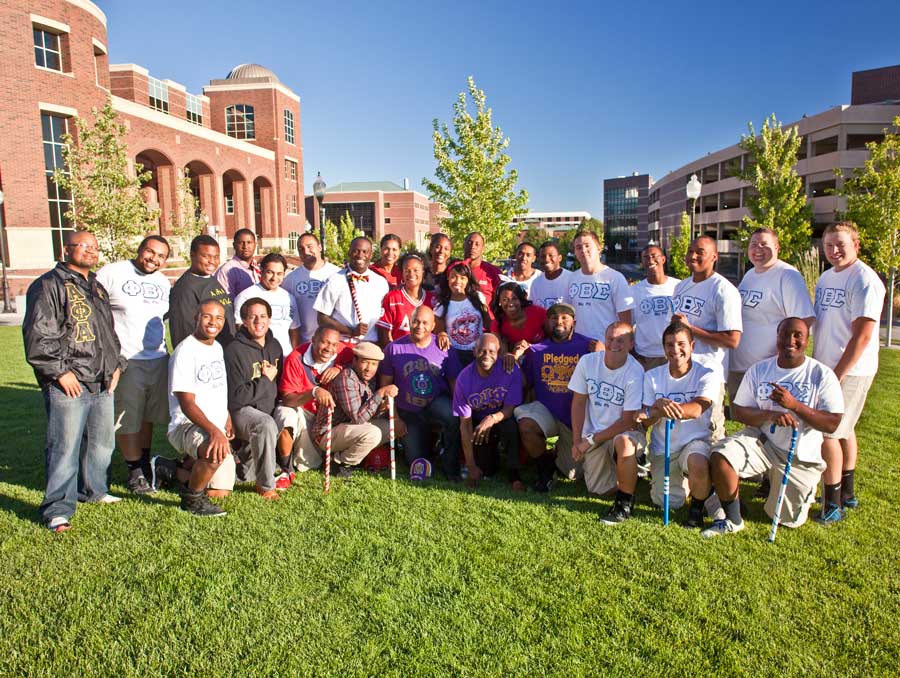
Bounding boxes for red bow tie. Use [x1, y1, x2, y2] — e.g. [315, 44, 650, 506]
[350, 273, 369, 282]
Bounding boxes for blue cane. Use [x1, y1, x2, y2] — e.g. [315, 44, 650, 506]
[663, 419, 674, 526]
[768, 425, 799, 543]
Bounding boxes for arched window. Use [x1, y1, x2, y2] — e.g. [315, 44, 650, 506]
[225, 104, 255, 140]
[283, 109, 295, 144]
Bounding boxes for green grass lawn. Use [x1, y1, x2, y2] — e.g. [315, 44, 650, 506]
[1, 326, 898, 676]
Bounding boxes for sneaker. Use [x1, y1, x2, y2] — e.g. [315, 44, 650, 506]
[532, 475, 555, 493]
[636, 452, 650, 479]
[814, 503, 845, 525]
[47, 516, 71, 533]
[683, 501, 705, 529]
[842, 495, 859, 510]
[600, 500, 632, 525]
[700, 518, 746, 538]
[274, 471, 295, 490]
[150, 455, 178, 490]
[179, 490, 227, 517]
[126, 472, 155, 495]
[97, 494, 122, 504]
[754, 476, 771, 499]
[331, 461, 353, 479]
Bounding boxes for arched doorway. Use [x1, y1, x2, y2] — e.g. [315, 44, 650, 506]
[252, 175, 274, 238]
[184, 159, 216, 229]
[135, 149, 175, 234]
[222, 169, 248, 236]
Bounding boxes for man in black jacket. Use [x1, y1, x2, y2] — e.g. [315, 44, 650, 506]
[23, 230, 126, 532]
[224, 297, 285, 499]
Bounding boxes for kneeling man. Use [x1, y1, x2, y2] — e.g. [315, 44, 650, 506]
[702, 318, 843, 537]
[640, 321, 720, 528]
[167, 300, 235, 517]
[569, 321, 645, 524]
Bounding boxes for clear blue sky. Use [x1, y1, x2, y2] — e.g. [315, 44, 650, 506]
[104, 0, 900, 219]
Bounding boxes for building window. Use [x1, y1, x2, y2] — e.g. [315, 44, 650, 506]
[34, 28, 63, 71]
[288, 231, 300, 251]
[384, 218, 391, 224]
[148, 76, 169, 113]
[226, 104, 255, 140]
[287, 194, 298, 214]
[284, 159, 297, 181]
[225, 194, 234, 214]
[42, 112, 73, 260]
[185, 93, 203, 126]
[384, 202, 391, 208]
[283, 109, 295, 144]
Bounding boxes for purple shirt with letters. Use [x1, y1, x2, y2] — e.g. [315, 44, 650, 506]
[452, 361, 523, 424]
[521, 332, 591, 428]
[381, 335, 449, 413]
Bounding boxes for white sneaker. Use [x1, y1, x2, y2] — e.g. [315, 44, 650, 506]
[97, 494, 123, 504]
[700, 518, 745, 539]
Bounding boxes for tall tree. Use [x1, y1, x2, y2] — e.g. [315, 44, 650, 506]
[52, 98, 159, 263]
[836, 116, 900, 345]
[168, 166, 209, 261]
[668, 212, 691, 279]
[737, 114, 812, 265]
[518, 222, 551, 247]
[422, 77, 529, 261]
[323, 210, 363, 266]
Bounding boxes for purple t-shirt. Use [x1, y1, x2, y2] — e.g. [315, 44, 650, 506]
[381, 335, 449, 412]
[521, 332, 591, 428]
[452, 362, 523, 424]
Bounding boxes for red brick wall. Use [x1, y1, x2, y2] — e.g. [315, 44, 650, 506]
[851, 65, 900, 105]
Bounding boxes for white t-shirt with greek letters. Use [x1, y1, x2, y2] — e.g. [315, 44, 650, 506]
[282, 262, 340, 342]
[643, 360, 719, 455]
[96, 260, 169, 361]
[569, 352, 644, 438]
[564, 266, 634, 341]
[632, 277, 680, 358]
[672, 273, 742, 374]
[168, 335, 228, 435]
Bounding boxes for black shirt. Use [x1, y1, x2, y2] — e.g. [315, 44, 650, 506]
[167, 272, 235, 349]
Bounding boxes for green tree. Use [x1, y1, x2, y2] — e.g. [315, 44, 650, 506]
[737, 114, 812, 265]
[52, 98, 159, 263]
[323, 211, 363, 266]
[168, 166, 209, 262]
[422, 76, 529, 261]
[668, 212, 691, 278]
[518, 222, 550, 247]
[836, 116, 900, 345]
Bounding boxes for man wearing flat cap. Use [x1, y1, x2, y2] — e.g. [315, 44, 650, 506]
[311, 341, 400, 477]
[515, 303, 592, 492]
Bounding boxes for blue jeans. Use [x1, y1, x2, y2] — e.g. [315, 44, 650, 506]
[40, 384, 115, 524]
[397, 393, 461, 477]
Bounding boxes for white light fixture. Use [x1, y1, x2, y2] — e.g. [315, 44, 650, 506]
[686, 174, 702, 201]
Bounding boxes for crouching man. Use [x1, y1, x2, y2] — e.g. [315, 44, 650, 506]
[701, 318, 844, 538]
[311, 341, 400, 478]
[569, 321, 645, 524]
[640, 321, 721, 529]
[167, 300, 235, 516]
[224, 298, 286, 500]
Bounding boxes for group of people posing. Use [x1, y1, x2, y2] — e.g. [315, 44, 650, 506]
[24, 221, 884, 538]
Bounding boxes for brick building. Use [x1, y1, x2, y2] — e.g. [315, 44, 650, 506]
[0, 0, 306, 298]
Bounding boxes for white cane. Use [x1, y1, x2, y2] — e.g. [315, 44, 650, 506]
[388, 396, 396, 481]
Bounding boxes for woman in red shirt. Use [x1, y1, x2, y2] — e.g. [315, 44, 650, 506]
[376, 254, 433, 346]
[370, 233, 402, 288]
[490, 281, 547, 370]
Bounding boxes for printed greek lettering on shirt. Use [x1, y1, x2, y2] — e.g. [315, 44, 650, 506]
[585, 378, 625, 406]
[467, 386, 509, 412]
[66, 282, 96, 343]
[196, 359, 226, 385]
[570, 281, 612, 300]
[815, 287, 847, 309]
[539, 352, 579, 394]
[640, 296, 674, 316]
[740, 289, 764, 308]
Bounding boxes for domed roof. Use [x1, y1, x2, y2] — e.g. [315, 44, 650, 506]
[226, 64, 280, 82]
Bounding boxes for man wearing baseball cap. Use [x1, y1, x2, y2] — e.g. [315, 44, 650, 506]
[514, 303, 592, 492]
[310, 341, 400, 478]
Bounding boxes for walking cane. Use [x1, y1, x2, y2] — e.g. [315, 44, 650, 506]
[324, 406, 333, 494]
[663, 418, 674, 526]
[388, 396, 396, 481]
[768, 425, 799, 543]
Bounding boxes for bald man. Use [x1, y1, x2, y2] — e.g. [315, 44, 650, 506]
[24, 230, 126, 532]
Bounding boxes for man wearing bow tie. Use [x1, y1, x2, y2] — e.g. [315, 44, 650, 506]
[314, 237, 389, 343]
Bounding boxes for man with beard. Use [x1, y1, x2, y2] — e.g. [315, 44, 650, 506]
[283, 233, 340, 343]
[314, 237, 389, 343]
[97, 236, 172, 494]
[703, 318, 843, 537]
[515, 303, 592, 492]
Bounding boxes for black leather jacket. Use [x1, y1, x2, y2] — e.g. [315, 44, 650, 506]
[23, 263, 126, 388]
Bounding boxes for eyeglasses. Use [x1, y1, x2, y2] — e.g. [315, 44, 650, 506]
[66, 243, 99, 252]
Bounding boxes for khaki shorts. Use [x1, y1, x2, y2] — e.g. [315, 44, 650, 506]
[825, 375, 873, 440]
[649, 438, 710, 510]
[275, 405, 323, 471]
[712, 427, 825, 528]
[167, 421, 236, 491]
[514, 400, 574, 467]
[114, 356, 169, 435]
[580, 430, 646, 496]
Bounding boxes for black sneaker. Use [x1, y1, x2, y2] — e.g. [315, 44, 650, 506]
[532, 475, 555, 493]
[150, 455, 178, 490]
[600, 500, 631, 525]
[683, 501, 705, 529]
[331, 461, 354, 479]
[754, 476, 771, 499]
[179, 490, 227, 517]
[126, 472, 155, 495]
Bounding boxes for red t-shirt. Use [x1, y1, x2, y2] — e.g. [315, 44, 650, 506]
[467, 260, 502, 306]
[491, 304, 547, 344]
[370, 264, 401, 288]
[376, 288, 435, 340]
[279, 341, 354, 413]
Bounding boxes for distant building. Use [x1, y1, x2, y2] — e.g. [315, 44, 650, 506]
[305, 180, 446, 252]
[603, 173, 651, 264]
[511, 211, 591, 238]
[647, 65, 900, 280]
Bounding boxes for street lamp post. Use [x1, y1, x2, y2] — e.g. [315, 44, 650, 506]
[686, 173, 702, 239]
[0, 190, 11, 313]
[313, 172, 327, 258]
